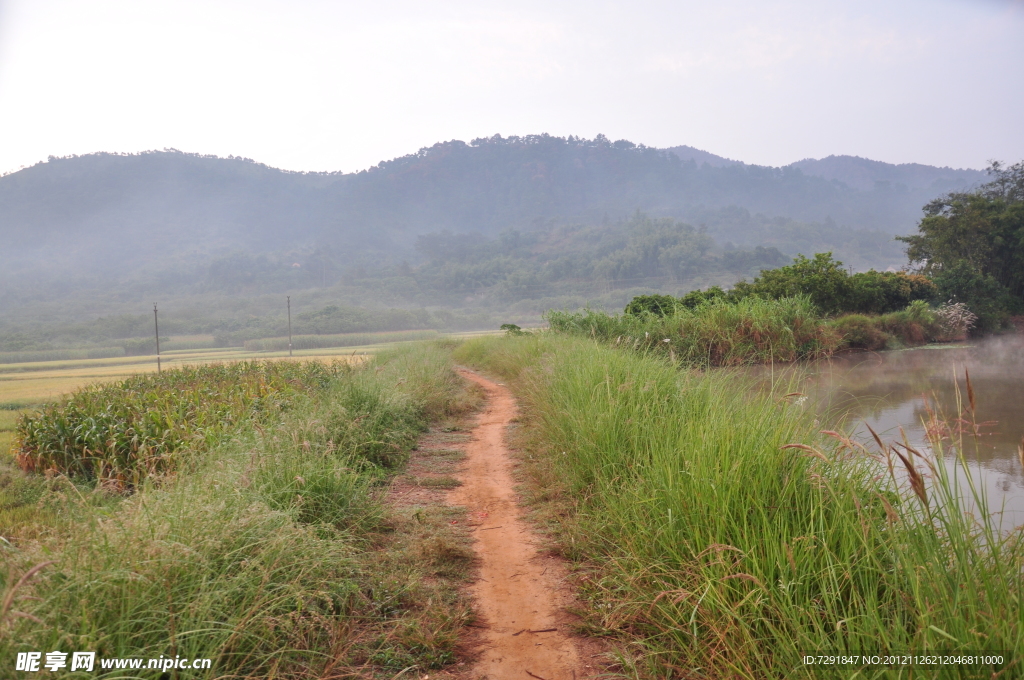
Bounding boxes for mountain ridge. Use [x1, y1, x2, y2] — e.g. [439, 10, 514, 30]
[0, 134, 992, 318]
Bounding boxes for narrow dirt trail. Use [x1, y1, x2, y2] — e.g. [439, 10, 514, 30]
[450, 369, 582, 680]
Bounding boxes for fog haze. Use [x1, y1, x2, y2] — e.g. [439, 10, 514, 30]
[1, 0, 1022, 175]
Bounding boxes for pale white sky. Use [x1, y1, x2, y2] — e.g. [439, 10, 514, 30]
[1, 0, 1022, 175]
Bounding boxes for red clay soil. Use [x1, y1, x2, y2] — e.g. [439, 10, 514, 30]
[450, 369, 590, 680]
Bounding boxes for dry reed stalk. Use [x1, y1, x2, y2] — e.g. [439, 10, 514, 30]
[780, 443, 829, 463]
[893, 447, 929, 510]
[695, 544, 745, 560]
[923, 398, 951, 444]
[897, 431, 937, 479]
[875, 493, 899, 523]
[965, 368, 977, 414]
[866, 422, 896, 480]
[721, 573, 764, 588]
[783, 542, 797, 574]
[0, 561, 54, 628]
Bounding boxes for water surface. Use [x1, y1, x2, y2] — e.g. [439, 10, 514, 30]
[787, 336, 1024, 528]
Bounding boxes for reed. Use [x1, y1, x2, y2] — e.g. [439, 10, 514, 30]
[546, 296, 841, 366]
[456, 334, 1022, 678]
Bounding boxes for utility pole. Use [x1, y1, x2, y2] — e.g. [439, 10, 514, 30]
[287, 296, 293, 357]
[153, 303, 161, 373]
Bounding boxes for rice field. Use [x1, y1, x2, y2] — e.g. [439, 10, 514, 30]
[16, 361, 349, 484]
[0, 331, 502, 455]
[243, 329, 440, 351]
[0, 349, 369, 458]
[0, 351, 363, 405]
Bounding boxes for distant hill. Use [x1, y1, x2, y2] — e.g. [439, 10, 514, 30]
[0, 134, 991, 321]
[664, 145, 743, 168]
[786, 155, 986, 192]
[664, 147, 986, 192]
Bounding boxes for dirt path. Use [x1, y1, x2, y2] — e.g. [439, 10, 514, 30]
[450, 369, 583, 680]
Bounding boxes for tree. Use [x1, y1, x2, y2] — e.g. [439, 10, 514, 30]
[737, 252, 851, 315]
[898, 161, 1024, 327]
[624, 294, 677, 317]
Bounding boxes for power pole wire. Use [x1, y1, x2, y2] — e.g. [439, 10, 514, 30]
[153, 303, 161, 373]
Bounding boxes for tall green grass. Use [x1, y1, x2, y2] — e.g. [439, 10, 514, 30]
[456, 334, 1021, 678]
[546, 296, 841, 366]
[830, 300, 947, 351]
[14, 361, 344, 486]
[244, 329, 439, 352]
[1, 343, 476, 677]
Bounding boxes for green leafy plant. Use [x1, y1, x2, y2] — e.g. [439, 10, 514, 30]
[14, 361, 346, 486]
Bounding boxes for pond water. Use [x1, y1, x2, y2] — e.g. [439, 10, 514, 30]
[787, 336, 1024, 529]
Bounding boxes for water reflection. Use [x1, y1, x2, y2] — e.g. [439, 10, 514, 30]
[769, 336, 1024, 528]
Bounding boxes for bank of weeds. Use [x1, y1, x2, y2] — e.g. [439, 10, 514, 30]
[455, 334, 1022, 678]
[547, 297, 968, 366]
[546, 297, 840, 366]
[1, 343, 480, 678]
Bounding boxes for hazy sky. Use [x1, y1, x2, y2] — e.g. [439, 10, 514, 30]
[1, 0, 1022, 175]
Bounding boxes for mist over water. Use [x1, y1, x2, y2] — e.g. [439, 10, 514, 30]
[799, 336, 1024, 529]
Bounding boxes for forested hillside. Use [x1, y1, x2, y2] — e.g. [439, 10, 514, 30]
[0, 134, 986, 332]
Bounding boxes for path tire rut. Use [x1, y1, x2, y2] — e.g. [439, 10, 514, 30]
[450, 369, 587, 680]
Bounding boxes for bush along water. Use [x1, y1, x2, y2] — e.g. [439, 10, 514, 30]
[547, 296, 842, 366]
[456, 334, 1021, 678]
[603, 252, 990, 359]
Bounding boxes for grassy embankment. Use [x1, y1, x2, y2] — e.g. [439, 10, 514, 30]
[456, 332, 1022, 678]
[1, 343, 480, 677]
[548, 297, 963, 365]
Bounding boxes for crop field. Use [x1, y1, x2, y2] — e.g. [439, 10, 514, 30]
[0, 332, 502, 458]
[243, 328, 440, 351]
[0, 348, 369, 461]
[1, 342, 484, 677]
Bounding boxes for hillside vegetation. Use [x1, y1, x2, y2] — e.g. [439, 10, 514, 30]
[0, 136, 980, 320]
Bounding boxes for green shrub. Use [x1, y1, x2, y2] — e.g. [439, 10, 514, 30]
[847, 271, 938, 314]
[623, 294, 677, 316]
[876, 299, 939, 346]
[932, 261, 1014, 332]
[726, 253, 936, 316]
[737, 252, 851, 314]
[832, 314, 888, 350]
[676, 285, 728, 309]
